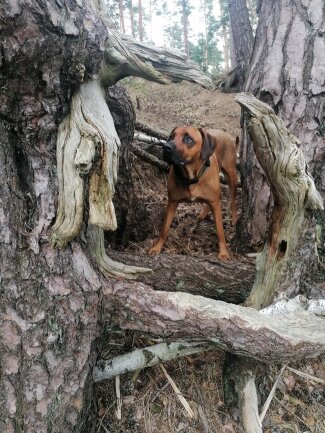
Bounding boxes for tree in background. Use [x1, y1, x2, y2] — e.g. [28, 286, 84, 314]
[138, 0, 144, 41]
[227, 0, 254, 90]
[119, 0, 126, 33]
[127, 0, 136, 37]
[189, 0, 223, 77]
[218, 0, 230, 72]
[239, 0, 324, 279]
[178, 0, 192, 58]
[105, 0, 120, 28]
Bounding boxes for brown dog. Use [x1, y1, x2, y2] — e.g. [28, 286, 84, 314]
[199, 129, 238, 226]
[148, 126, 238, 260]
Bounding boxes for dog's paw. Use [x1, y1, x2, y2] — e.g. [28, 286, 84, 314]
[218, 251, 230, 261]
[148, 244, 162, 255]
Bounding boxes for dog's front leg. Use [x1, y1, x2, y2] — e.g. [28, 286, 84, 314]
[148, 201, 178, 255]
[209, 200, 230, 260]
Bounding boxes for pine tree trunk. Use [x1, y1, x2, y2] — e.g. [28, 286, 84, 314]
[0, 2, 215, 431]
[129, 0, 135, 37]
[0, 3, 110, 432]
[239, 0, 325, 273]
[182, 0, 190, 58]
[228, 0, 254, 89]
[219, 0, 230, 73]
[138, 0, 144, 41]
[119, 0, 126, 33]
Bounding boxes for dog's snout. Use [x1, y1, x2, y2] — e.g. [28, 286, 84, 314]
[163, 141, 175, 153]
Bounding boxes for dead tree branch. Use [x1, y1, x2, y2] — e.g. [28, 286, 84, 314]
[135, 121, 169, 140]
[108, 250, 254, 303]
[107, 282, 325, 363]
[94, 341, 214, 382]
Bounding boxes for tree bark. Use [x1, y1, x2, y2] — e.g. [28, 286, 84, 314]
[181, 0, 190, 58]
[108, 250, 255, 303]
[138, 0, 144, 41]
[227, 0, 254, 90]
[0, 1, 211, 432]
[226, 92, 323, 432]
[239, 0, 325, 253]
[119, 0, 126, 33]
[107, 282, 325, 363]
[129, 0, 135, 37]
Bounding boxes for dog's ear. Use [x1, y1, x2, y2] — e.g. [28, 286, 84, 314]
[167, 127, 177, 142]
[199, 128, 215, 161]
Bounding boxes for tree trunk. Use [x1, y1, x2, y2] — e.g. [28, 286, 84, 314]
[0, 2, 109, 431]
[129, 0, 135, 37]
[108, 250, 255, 303]
[119, 0, 126, 33]
[0, 1, 210, 431]
[223, 25, 229, 72]
[239, 0, 325, 257]
[138, 0, 144, 41]
[181, 0, 190, 58]
[228, 0, 254, 90]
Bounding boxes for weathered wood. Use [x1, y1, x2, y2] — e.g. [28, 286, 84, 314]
[108, 282, 325, 363]
[228, 92, 323, 433]
[93, 341, 213, 382]
[235, 93, 323, 309]
[87, 225, 151, 279]
[135, 120, 169, 140]
[133, 131, 165, 144]
[121, 34, 213, 89]
[108, 250, 254, 303]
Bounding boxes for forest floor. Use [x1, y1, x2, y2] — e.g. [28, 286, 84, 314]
[94, 79, 325, 433]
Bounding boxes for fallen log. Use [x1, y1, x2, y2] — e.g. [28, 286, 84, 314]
[135, 120, 169, 140]
[107, 282, 325, 363]
[108, 249, 255, 303]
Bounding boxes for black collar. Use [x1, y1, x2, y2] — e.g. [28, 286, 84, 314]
[173, 159, 211, 188]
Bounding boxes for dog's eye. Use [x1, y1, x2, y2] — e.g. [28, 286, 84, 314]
[183, 135, 194, 145]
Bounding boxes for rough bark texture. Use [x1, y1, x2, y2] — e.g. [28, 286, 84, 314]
[108, 250, 255, 303]
[239, 0, 325, 252]
[108, 282, 325, 363]
[0, 2, 110, 432]
[0, 2, 214, 431]
[227, 0, 254, 90]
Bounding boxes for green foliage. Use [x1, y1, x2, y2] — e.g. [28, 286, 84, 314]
[164, 22, 184, 50]
[105, 0, 120, 27]
[189, 0, 223, 75]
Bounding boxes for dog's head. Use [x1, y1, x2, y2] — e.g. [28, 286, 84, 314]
[163, 126, 215, 166]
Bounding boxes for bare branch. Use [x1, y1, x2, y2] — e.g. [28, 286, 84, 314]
[93, 341, 213, 382]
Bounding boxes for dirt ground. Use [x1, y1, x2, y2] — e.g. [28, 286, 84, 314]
[93, 79, 325, 433]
